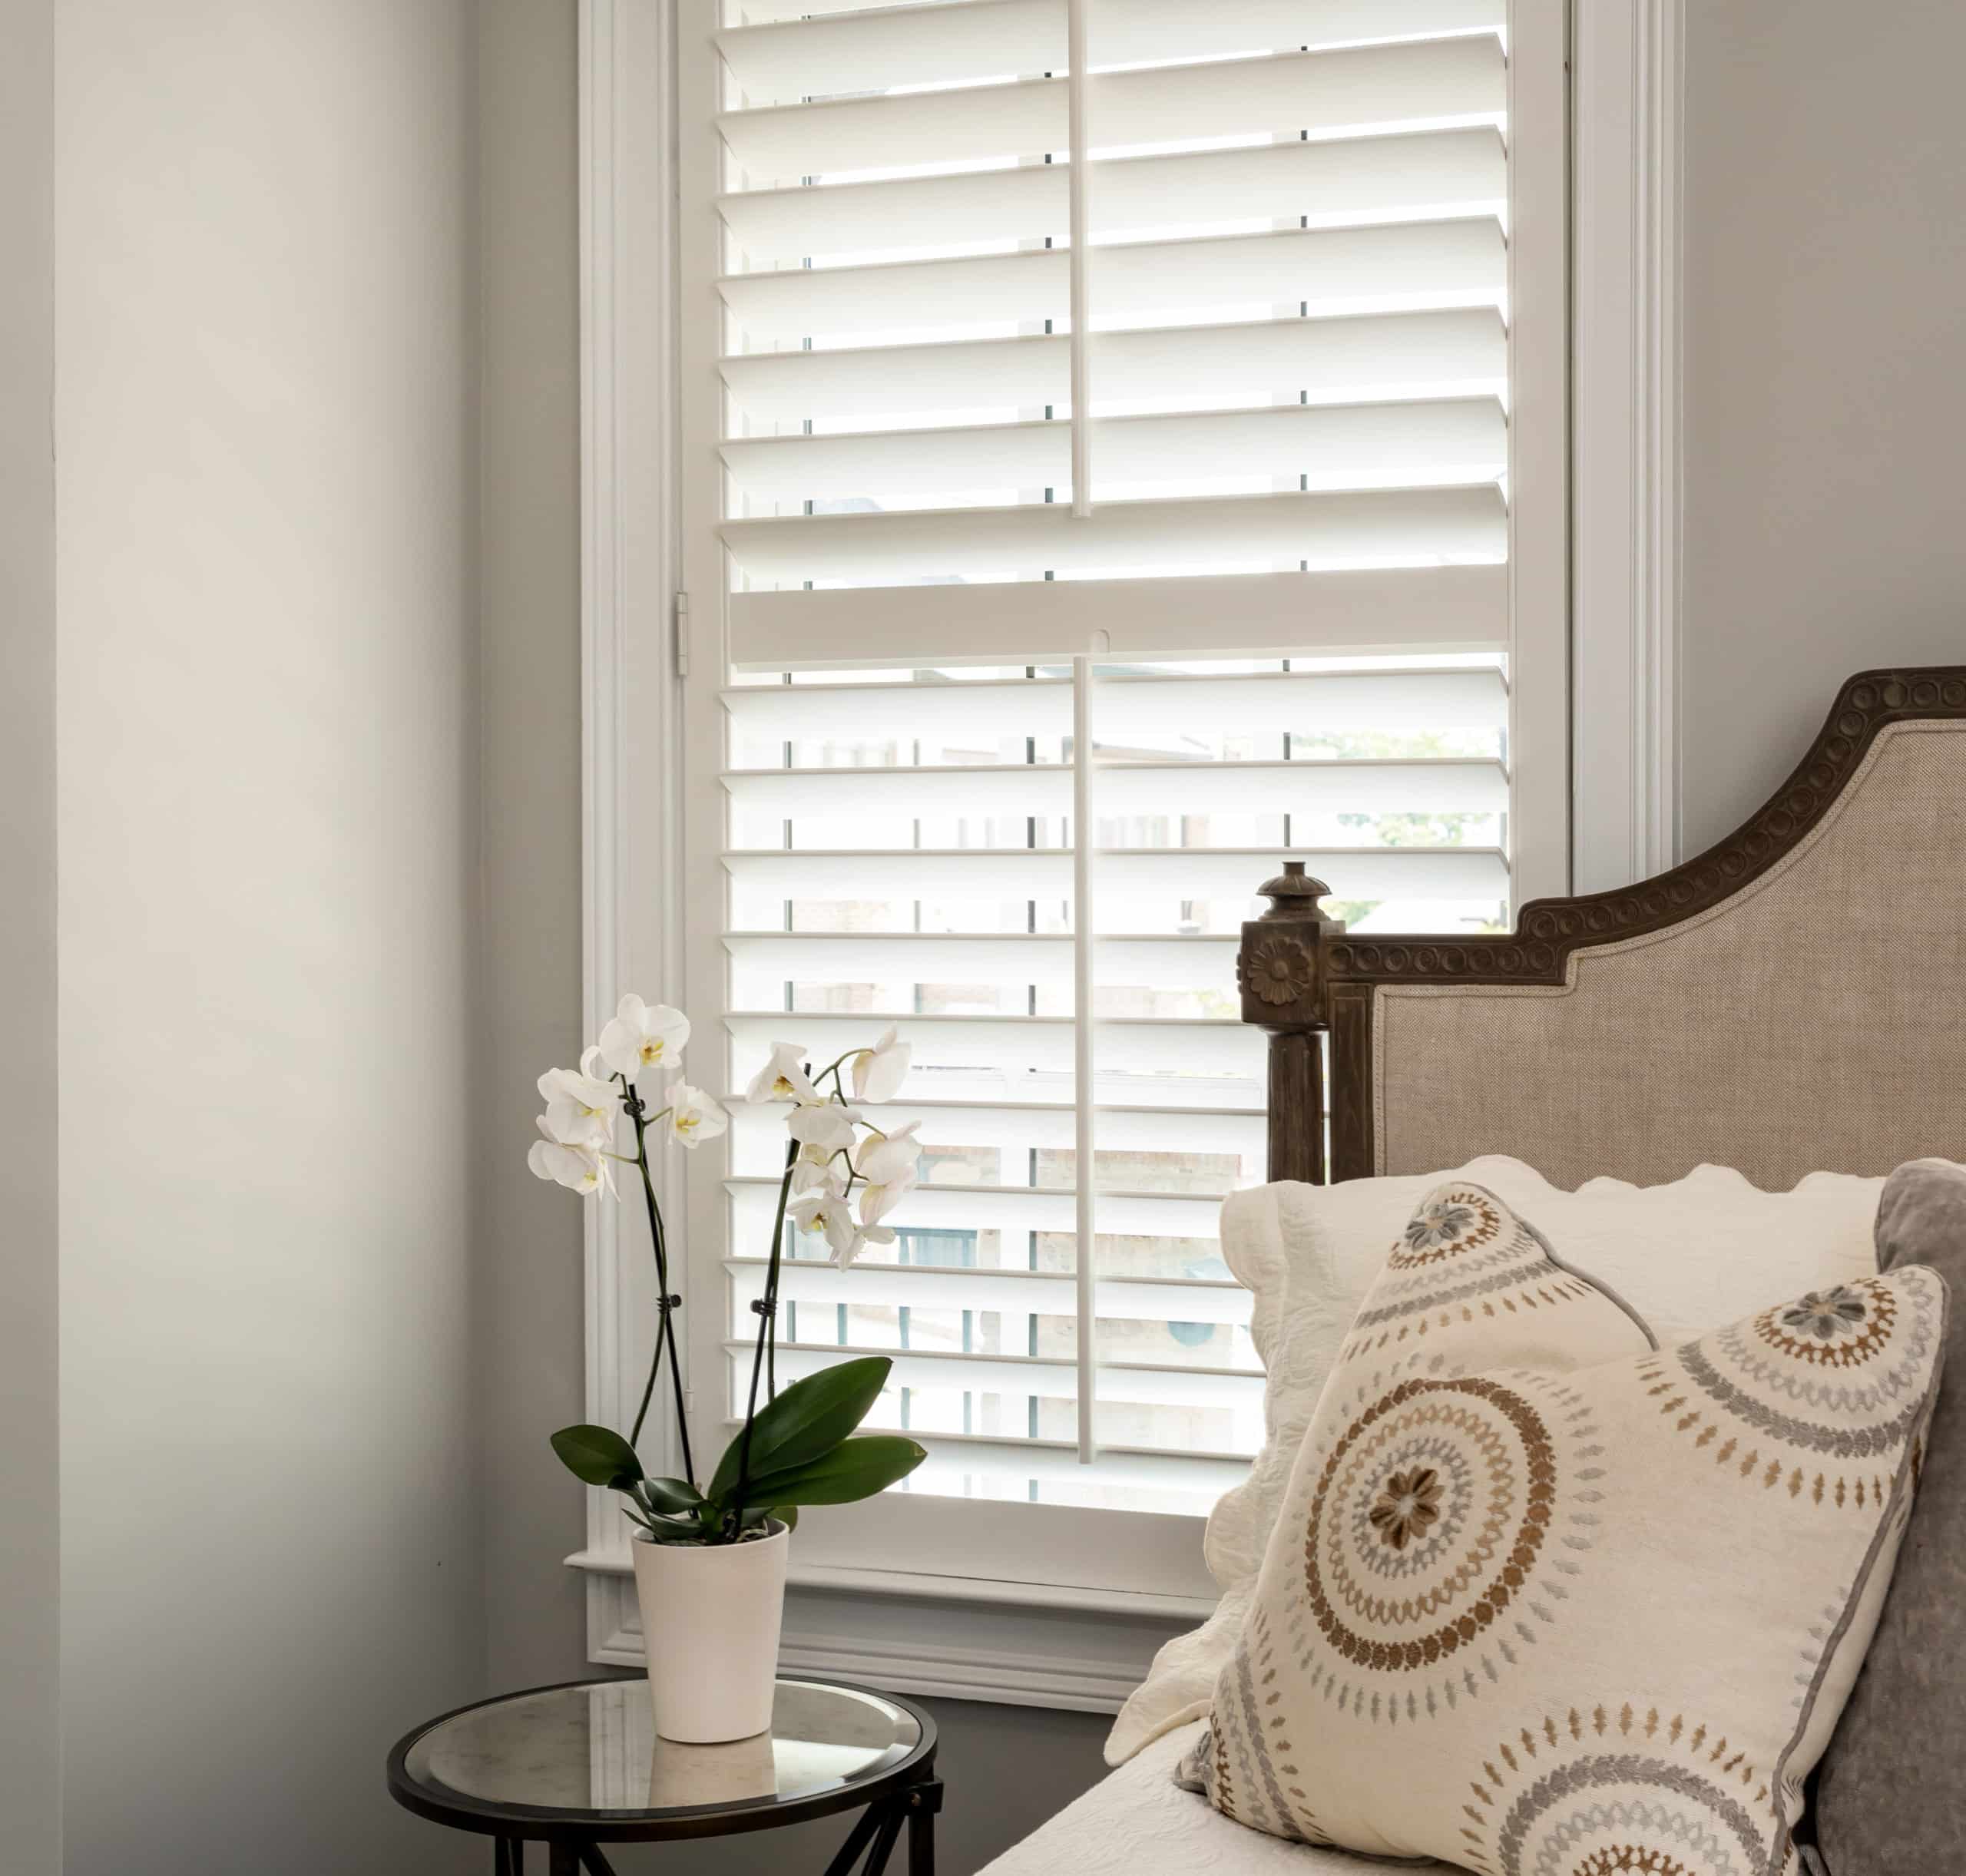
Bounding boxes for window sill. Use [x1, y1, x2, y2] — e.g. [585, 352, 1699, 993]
[565, 1544, 1216, 1621]
[566, 1546, 1214, 1713]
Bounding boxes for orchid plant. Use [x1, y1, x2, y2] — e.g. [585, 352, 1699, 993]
[531, 999, 927, 1545]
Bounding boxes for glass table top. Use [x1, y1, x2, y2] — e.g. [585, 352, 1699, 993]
[402, 1679, 923, 1819]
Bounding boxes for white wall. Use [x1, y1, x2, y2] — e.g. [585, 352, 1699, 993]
[1677, 0, 1966, 852]
[0, 4, 62, 1871]
[55, 5, 482, 1871]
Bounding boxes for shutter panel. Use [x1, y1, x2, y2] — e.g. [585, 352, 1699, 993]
[718, 656, 1508, 1513]
[714, 0, 1513, 663]
[698, 0, 1527, 1516]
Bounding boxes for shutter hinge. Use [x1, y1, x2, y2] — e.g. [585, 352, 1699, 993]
[673, 591, 690, 677]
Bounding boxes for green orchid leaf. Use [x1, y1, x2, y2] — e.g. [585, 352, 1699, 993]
[637, 1476, 705, 1515]
[736, 1434, 927, 1508]
[773, 1505, 799, 1533]
[706, 1356, 892, 1505]
[637, 1513, 710, 1545]
[550, 1424, 643, 1491]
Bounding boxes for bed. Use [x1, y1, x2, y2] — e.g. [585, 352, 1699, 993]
[978, 664, 1966, 1876]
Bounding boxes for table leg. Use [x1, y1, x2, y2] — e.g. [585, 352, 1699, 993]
[905, 1778, 943, 1876]
[548, 1845, 580, 1876]
[822, 1805, 887, 1876]
[493, 1838, 524, 1876]
[860, 1805, 906, 1874]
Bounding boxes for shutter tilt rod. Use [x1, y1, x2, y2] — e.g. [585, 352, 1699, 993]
[1066, 0, 1092, 519]
[1071, 654, 1097, 1464]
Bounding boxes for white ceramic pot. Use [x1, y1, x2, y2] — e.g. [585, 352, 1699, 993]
[631, 1522, 789, 1743]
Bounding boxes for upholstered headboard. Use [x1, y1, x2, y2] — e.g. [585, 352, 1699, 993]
[1238, 668, 1966, 1191]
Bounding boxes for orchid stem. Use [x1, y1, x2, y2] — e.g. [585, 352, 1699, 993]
[732, 1130, 799, 1535]
[627, 1342, 660, 1455]
[624, 1080, 695, 1485]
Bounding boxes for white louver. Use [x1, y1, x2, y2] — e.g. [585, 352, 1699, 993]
[677, 0, 1561, 1524]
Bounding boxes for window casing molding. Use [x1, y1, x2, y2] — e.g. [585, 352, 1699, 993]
[1571, 0, 1684, 890]
[571, 0, 1681, 1702]
[575, 0, 691, 1660]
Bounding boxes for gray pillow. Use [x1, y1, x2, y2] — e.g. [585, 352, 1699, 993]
[1812, 1158, 1966, 1876]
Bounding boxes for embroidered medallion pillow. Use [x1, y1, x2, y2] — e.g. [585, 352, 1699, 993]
[1177, 1183, 1946, 1875]
[1107, 1160, 1881, 1766]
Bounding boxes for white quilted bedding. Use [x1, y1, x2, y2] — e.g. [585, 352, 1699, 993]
[973, 1721, 1439, 1875]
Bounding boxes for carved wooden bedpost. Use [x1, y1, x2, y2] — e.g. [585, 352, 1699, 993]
[1237, 861, 1343, 1185]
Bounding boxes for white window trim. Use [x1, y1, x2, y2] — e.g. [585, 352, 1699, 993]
[570, 0, 1683, 1702]
[1571, 0, 1685, 889]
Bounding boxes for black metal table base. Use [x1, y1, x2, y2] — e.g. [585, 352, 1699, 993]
[819, 1777, 942, 1876]
[488, 1778, 942, 1876]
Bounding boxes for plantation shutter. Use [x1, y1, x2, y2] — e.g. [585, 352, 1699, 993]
[720, 658, 1508, 1517]
[713, 0, 1514, 665]
[691, 0, 1551, 1522]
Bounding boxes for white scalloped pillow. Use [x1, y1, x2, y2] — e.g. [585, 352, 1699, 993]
[1103, 1156, 1884, 1765]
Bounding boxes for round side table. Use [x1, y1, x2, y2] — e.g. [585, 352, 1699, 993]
[387, 1676, 941, 1876]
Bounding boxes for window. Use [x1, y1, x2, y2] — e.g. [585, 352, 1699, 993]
[665, 0, 1566, 1600]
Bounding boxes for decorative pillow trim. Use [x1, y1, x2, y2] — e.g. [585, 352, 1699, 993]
[1768, 1368, 1939, 1870]
[1200, 1183, 1294, 1591]
[1519, 1214, 1660, 1352]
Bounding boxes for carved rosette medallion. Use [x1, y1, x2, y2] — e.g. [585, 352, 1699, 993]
[1241, 934, 1316, 1008]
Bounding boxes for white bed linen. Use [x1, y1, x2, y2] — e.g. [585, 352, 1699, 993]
[974, 1721, 1439, 1875]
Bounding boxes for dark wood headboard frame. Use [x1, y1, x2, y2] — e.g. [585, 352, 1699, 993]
[1236, 666, 1966, 1185]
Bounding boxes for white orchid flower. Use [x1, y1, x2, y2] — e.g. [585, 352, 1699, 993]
[597, 994, 690, 1080]
[854, 1133, 917, 1242]
[856, 1121, 922, 1188]
[841, 1223, 893, 1268]
[792, 1191, 889, 1269]
[787, 1102, 863, 1156]
[857, 1173, 912, 1230]
[792, 1150, 848, 1199]
[789, 1192, 858, 1262]
[528, 1116, 617, 1197]
[746, 1042, 819, 1106]
[665, 1080, 727, 1147]
[849, 1025, 912, 1103]
[537, 1065, 621, 1149]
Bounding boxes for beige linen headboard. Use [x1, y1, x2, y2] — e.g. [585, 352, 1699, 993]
[1237, 668, 1966, 1191]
